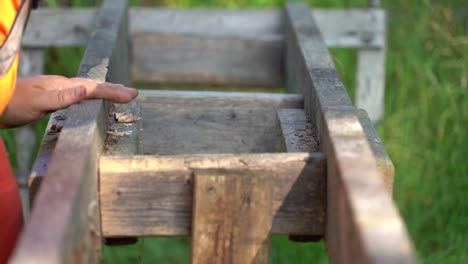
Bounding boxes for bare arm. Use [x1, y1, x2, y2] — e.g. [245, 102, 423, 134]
[0, 75, 138, 128]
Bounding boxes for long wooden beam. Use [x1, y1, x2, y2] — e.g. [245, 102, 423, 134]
[11, 1, 129, 263]
[23, 8, 384, 87]
[24, 8, 385, 48]
[284, 3, 415, 263]
[99, 153, 326, 237]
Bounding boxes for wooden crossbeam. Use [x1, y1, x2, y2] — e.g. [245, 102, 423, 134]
[99, 153, 326, 237]
[284, 3, 415, 263]
[11, 1, 129, 263]
[23, 8, 385, 87]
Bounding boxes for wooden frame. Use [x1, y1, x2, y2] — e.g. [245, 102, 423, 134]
[21, 6, 386, 122]
[12, 1, 413, 263]
[16, 6, 385, 210]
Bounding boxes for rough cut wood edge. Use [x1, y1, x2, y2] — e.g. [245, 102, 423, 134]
[192, 170, 272, 264]
[11, 1, 129, 263]
[285, 3, 415, 263]
[103, 101, 142, 156]
[99, 153, 326, 237]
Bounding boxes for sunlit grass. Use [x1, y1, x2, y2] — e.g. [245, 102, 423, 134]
[2, 0, 466, 263]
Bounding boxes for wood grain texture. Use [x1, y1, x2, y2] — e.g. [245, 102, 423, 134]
[99, 153, 326, 237]
[276, 109, 319, 153]
[192, 170, 272, 264]
[23, 8, 385, 87]
[285, 3, 415, 263]
[137, 90, 302, 155]
[11, 1, 129, 263]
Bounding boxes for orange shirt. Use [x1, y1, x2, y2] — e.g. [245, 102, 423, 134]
[0, 0, 22, 114]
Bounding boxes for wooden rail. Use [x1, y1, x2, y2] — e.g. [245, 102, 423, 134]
[100, 153, 326, 237]
[13, 1, 414, 263]
[285, 3, 414, 263]
[11, 0, 128, 262]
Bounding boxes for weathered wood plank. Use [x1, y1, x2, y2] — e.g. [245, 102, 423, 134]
[103, 101, 142, 156]
[23, 8, 97, 47]
[137, 90, 303, 155]
[276, 109, 321, 243]
[100, 153, 326, 237]
[130, 8, 385, 86]
[276, 109, 319, 153]
[23, 8, 385, 87]
[24, 8, 385, 48]
[285, 3, 415, 263]
[11, 1, 129, 263]
[192, 170, 272, 264]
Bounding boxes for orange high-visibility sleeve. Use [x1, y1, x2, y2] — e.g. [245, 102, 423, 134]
[0, 0, 22, 114]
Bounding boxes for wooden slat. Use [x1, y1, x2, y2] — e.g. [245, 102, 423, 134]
[23, 8, 385, 87]
[11, 1, 129, 263]
[24, 8, 385, 48]
[192, 170, 272, 264]
[276, 109, 319, 153]
[100, 153, 326, 237]
[137, 90, 303, 155]
[285, 3, 415, 263]
[23, 8, 96, 47]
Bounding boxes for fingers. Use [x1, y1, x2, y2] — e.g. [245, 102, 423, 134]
[67, 77, 138, 103]
[44, 85, 87, 111]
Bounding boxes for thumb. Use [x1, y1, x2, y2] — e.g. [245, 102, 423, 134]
[47, 85, 87, 111]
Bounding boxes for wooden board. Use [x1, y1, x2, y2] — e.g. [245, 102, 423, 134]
[192, 170, 272, 264]
[99, 153, 326, 237]
[137, 90, 303, 154]
[11, 1, 129, 263]
[276, 109, 319, 153]
[284, 3, 415, 263]
[23, 8, 385, 87]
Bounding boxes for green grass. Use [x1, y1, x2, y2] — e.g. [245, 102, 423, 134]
[1, 0, 467, 263]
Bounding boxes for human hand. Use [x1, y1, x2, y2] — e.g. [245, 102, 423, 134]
[0, 75, 138, 128]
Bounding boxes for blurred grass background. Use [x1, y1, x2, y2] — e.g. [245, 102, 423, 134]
[1, 0, 467, 263]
